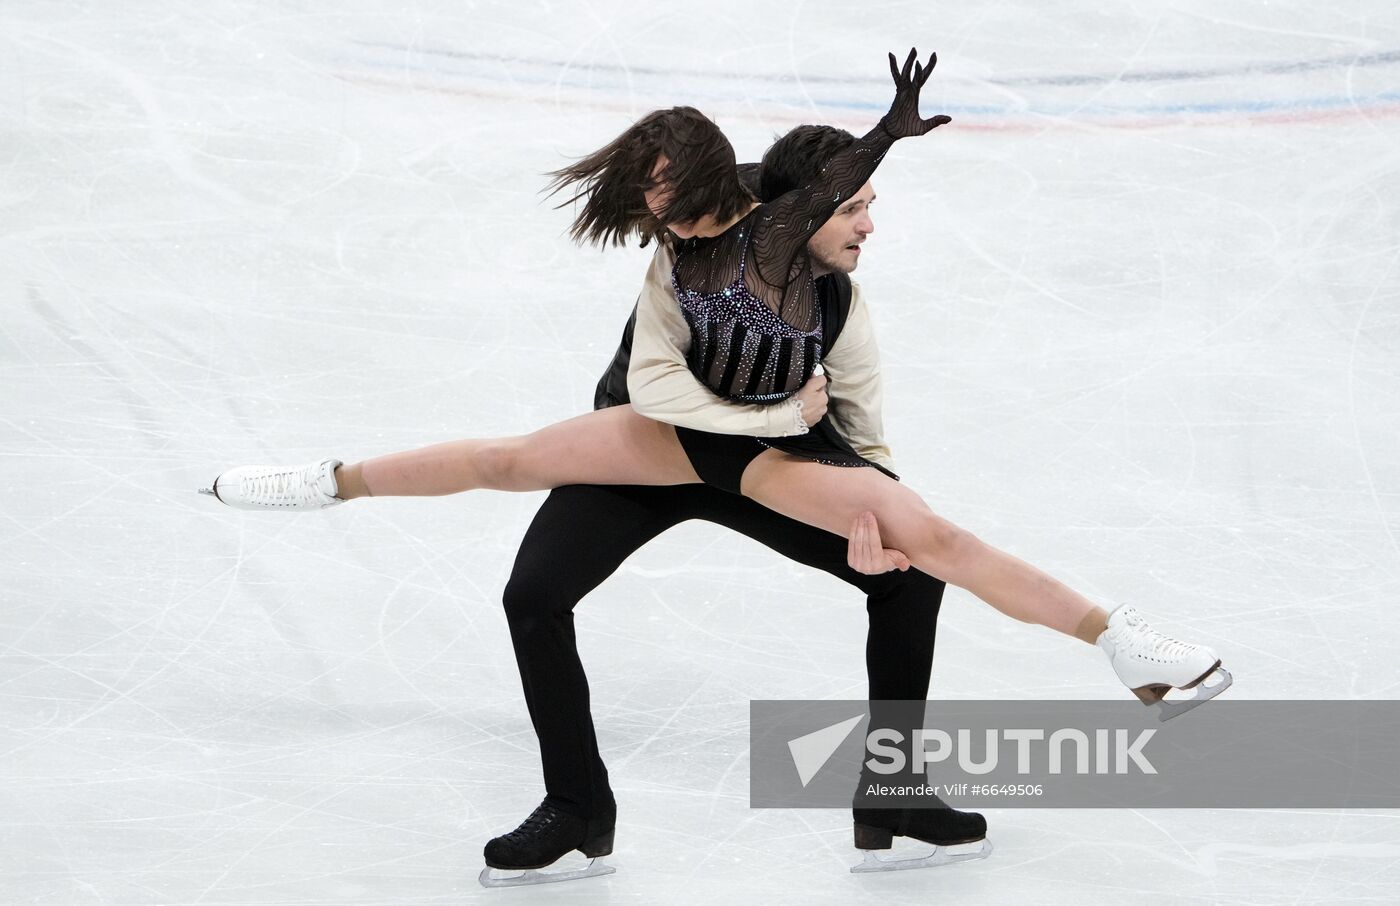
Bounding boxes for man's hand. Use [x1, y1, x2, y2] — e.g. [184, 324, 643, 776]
[847, 511, 911, 575]
[794, 371, 828, 427]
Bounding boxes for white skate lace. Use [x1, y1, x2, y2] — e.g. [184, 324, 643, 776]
[241, 463, 331, 507]
[1118, 609, 1197, 663]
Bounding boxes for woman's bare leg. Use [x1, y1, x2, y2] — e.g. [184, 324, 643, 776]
[338, 405, 700, 498]
[739, 451, 1105, 642]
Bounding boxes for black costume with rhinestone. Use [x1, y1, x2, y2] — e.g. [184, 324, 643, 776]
[671, 122, 895, 404]
[654, 123, 901, 486]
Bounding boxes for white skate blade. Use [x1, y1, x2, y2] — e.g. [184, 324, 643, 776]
[850, 838, 993, 873]
[478, 857, 615, 888]
[1153, 666, 1233, 722]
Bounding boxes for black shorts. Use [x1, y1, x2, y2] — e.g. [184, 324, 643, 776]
[675, 416, 899, 495]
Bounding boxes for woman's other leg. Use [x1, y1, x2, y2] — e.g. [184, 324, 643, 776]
[337, 405, 699, 497]
[738, 453, 1231, 715]
[737, 450, 1102, 641]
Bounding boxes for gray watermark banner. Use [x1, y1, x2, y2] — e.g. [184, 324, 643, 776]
[750, 700, 1400, 808]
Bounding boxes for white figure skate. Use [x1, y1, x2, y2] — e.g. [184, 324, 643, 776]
[199, 458, 343, 510]
[1097, 605, 1232, 721]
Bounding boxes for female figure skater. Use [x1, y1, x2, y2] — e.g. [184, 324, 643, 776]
[204, 49, 1230, 721]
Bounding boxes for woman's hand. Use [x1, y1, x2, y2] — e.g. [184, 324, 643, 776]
[880, 48, 952, 139]
[793, 371, 829, 427]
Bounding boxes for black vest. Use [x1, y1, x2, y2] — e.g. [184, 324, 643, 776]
[593, 272, 855, 411]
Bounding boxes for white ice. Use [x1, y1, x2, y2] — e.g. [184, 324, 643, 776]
[2, 1, 1399, 903]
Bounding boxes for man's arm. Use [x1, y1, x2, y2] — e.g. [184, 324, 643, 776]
[627, 242, 807, 436]
[821, 280, 895, 470]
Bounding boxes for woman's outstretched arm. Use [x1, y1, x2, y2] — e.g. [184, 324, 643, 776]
[747, 49, 951, 293]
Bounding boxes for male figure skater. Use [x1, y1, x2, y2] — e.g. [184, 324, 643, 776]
[484, 125, 986, 886]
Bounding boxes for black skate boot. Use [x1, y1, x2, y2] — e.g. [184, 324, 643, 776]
[853, 803, 986, 848]
[479, 801, 616, 888]
[850, 804, 992, 873]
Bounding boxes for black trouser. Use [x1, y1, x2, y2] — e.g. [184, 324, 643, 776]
[501, 483, 946, 821]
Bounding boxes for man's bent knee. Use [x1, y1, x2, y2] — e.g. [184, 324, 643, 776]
[501, 568, 579, 630]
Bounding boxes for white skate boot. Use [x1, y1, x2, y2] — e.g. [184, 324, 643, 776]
[200, 459, 344, 510]
[1097, 605, 1231, 721]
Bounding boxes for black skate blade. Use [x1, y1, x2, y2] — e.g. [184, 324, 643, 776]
[851, 837, 993, 873]
[478, 856, 615, 888]
[197, 487, 216, 496]
[1154, 666, 1233, 722]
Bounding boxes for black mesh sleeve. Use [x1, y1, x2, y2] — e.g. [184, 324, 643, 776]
[746, 123, 895, 294]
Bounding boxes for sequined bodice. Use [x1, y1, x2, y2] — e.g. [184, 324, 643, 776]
[665, 120, 896, 404]
[673, 217, 822, 402]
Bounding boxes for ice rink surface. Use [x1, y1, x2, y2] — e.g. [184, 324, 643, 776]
[3, 0, 1399, 903]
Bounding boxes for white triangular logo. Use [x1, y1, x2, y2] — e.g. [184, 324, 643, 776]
[787, 715, 864, 787]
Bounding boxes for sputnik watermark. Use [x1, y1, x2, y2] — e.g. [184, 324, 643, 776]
[787, 715, 864, 788]
[785, 719, 1156, 797]
[864, 727, 1158, 775]
[753, 701, 1400, 808]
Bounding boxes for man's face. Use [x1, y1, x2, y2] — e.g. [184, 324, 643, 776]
[807, 181, 875, 275]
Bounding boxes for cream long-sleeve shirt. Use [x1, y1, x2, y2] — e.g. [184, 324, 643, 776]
[626, 241, 895, 470]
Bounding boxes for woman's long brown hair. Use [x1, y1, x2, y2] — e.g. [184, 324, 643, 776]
[546, 106, 753, 248]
